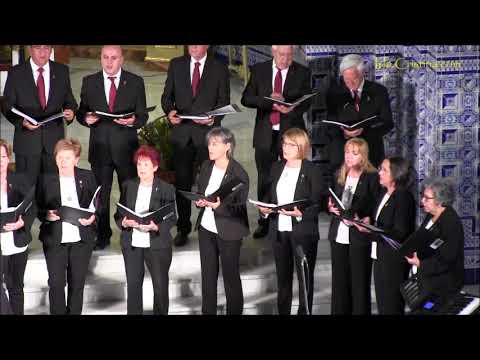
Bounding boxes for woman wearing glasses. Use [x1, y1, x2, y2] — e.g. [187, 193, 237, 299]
[255, 128, 324, 315]
[327, 137, 380, 315]
[406, 176, 464, 301]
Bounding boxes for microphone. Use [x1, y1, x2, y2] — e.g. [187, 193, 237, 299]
[296, 245, 306, 261]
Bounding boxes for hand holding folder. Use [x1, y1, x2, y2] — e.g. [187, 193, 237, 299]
[322, 115, 378, 131]
[177, 104, 241, 120]
[0, 186, 35, 232]
[264, 92, 318, 108]
[93, 105, 157, 119]
[179, 178, 245, 202]
[11, 107, 65, 127]
[116, 202, 176, 226]
[248, 199, 311, 212]
[57, 186, 102, 227]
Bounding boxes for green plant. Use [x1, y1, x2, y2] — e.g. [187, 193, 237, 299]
[138, 115, 173, 171]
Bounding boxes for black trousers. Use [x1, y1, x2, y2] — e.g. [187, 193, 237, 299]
[330, 240, 372, 315]
[92, 161, 136, 246]
[0, 254, 12, 314]
[254, 130, 280, 226]
[1, 250, 28, 315]
[43, 240, 94, 315]
[373, 255, 409, 315]
[198, 226, 243, 315]
[173, 140, 208, 235]
[121, 245, 172, 315]
[15, 151, 57, 186]
[273, 231, 318, 315]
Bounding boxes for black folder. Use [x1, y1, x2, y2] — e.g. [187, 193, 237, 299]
[263, 92, 318, 107]
[179, 178, 245, 202]
[94, 105, 156, 119]
[328, 187, 346, 211]
[332, 214, 385, 233]
[248, 198, 312, 212]
[57, 186, 102, 227]
[116, 202, 176, 225]
[396, 227, 441, 257]
[322, 115, 378, 131]
[0, 186, 35, 231]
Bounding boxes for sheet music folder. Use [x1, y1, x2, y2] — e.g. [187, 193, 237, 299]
[248, 198, 311, 212]
[116, 202, 176, 225]
[264, 92, 318, 107]
[93, 105, 156, 119]
[57, 186, 102, 226]
[179, 178, 245, 202]
[178, 104, 241, 120]
[11, 107, 64, 126]
[322, 115, 378, 131]
[0, 186, 35, 231]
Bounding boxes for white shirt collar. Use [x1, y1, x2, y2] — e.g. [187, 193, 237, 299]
[103, 68, 122, 81]
[191, 54, 207, 67]
[30, 58, 50, 74]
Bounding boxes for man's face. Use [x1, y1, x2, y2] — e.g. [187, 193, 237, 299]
[342, 67, 364, 91]
[188, 45, 209, 61]
[101, 46, 124, 76]
[30, 45, 52, 67]
[272, 46, 294, 70]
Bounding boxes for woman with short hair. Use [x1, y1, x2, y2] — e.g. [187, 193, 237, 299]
[256, 128, 324, 315]
[36, 138, 98, 315]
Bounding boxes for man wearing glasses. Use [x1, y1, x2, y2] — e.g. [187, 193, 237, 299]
[241, 45, 312, 238]
[2, 45, 77, 185]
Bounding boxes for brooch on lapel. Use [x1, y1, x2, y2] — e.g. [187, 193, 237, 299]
[155, 186, 159, 192]
[79, 180, 83, 189]
[52, 74, 56, 80]
[123, 80, 127, 86]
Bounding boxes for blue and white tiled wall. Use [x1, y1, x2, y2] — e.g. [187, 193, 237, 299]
[216, 45, 479, 284]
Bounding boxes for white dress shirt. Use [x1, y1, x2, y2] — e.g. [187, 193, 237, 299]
[59, 177, 81, 244]
[190, 54, 207, 84]
[103, 69, 122, 108]
[276, 165, 301, 232]
[335, 176, 360, 244]
[350, 78, 365, 99]
[271, 61, 289, 131]
[30, 58, 50, 104]
[0, 191, 28, 256]
[371, 192, 391, 260]
[200, 165, 226, 234]
[131, 184, 153, 248]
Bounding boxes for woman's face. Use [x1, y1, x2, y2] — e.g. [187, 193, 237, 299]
[208, 136, 230, 161]
[421, 187, 439, 214]
[378, 159, 394, 188]
[56, 149, 79, 174]
[344, 145, 362, 169]
[0, 146, 10, 175]
[282, 137, 300, 162]
[137, 156, 158, 181]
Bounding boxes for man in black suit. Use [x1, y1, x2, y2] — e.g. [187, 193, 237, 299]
[326, 54, 393, 171]
[161, 45, 230, 246]
[2, 45, 77, 185]
[76, 45, 148, 250]
[241, 45, 312, 238]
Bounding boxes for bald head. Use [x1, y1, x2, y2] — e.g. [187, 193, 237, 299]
[101, 45, 124, 76]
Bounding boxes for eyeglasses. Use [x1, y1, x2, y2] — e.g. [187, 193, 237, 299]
[281, 141, 299, 149]
[421, 194, 435, 200]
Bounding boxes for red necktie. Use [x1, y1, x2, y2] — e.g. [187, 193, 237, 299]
[37, 67, 47, 110]
[108, 76, 117, 112]
[353, 89, 360, 112]
[192, 62, 201, 97]
[269, 67, 283, 126]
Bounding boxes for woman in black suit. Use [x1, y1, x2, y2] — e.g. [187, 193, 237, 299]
[1, 139, 36, 315]
[36, 138, 98, 315]
[194, 127, 249, 315]
[353, 157, 415, 314]
[114, 145, 177, 315]
[255, 128, 324, 315]
[327, 137, 379, 315]
[406, 176, 464, 301]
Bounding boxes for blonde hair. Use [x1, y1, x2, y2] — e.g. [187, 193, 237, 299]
[54, 138, 81, 158]
[282, 128, 311, 160]
[336, 137, 376, 186]
[0, 139, 12, 158]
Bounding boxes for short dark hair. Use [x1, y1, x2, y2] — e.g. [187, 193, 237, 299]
[387, 157, 412, 189]
[133, 145, 161, 169]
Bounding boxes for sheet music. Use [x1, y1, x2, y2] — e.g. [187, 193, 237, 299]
[11, 107, 64, 126]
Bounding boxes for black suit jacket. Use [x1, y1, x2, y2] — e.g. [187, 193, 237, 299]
[114, 176, 177, 250]
[2, 60, 78, 155]
[327, 170, 380, 246]
[241, 60, 312, 151]
[372, 188, 416, 261]
[417, 206, 464, 298]
[36, 167, 98, 247]
[161, 55, 230, 148]
[4, 171, 36, 247]
[263, 160, 324, 244]
[76, 70, 148, 166]
[194, 159, 250, 241]
[326, 79, 393, 167]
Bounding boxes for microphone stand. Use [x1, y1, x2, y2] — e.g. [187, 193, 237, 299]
[296, 245, 311, 315]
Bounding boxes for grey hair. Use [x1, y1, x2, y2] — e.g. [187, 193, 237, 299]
[422, 176, 456, 207]
[205, 127, 236, 159]
[272, 45, 297, 52]
[339, 54, 365, 74]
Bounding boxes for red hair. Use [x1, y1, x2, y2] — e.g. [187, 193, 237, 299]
[133, 145, 161, 169]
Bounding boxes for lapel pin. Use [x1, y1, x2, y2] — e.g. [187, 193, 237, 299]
[123, 80, 127, 86]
